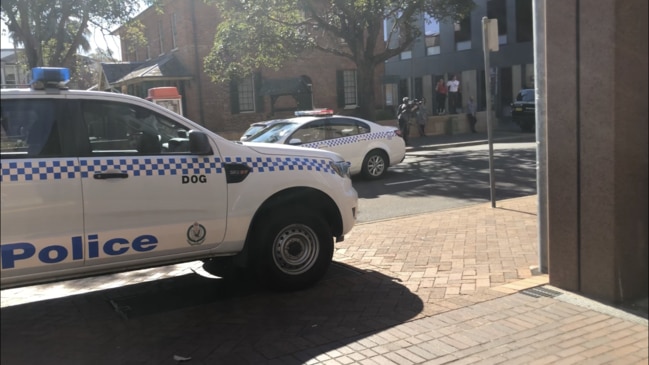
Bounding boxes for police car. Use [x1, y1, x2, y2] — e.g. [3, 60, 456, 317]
[0, 68, 358, 291]
[243, 109, 406, 179]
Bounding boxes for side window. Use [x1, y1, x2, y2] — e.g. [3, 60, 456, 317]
[327, 118, 370, 138]
[289, 120, 327, 144]
[80, 100, 191, 155]
[1, 99, 61, 158]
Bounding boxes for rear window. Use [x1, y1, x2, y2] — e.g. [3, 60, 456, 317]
[516, 89, 535, 102]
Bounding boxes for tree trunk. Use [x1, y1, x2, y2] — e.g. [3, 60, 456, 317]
[356, 62, 377, 121]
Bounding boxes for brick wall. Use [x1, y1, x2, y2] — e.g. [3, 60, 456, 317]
[119, 0, 384, 139]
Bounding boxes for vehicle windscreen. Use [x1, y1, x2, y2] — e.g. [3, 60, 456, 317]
[516, 89, 535, 102]
[247, 122, 297, 143]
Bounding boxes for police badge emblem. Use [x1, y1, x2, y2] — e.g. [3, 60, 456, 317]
[186, 222, 206, 246]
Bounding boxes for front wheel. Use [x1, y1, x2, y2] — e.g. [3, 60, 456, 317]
[362, 150, 388, 180]
[253, 208, 333, 290]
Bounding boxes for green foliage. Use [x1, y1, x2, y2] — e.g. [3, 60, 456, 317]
[0, 0, 155, 69]
[204, 0, 474, 119]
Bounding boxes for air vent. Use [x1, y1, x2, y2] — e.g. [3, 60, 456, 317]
[520, 286, 562, 298]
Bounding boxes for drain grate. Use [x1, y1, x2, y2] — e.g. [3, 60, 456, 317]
[520, 286, 562, 298]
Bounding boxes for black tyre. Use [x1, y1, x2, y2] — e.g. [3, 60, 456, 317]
[361, 150, 388, 180]
[253, 208, 333, 290]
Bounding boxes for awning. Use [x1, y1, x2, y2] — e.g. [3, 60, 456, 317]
[111, 53, 193, 87]
[260, 77, 311, 96]
[382, 74, 401, 84]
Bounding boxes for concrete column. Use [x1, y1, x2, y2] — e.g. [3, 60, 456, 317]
[544, 0, 648, 303]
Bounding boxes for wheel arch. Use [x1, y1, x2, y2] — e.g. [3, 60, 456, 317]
[238, 187, 343, 266]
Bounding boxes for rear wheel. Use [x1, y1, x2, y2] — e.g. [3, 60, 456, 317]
[362, 150, 388, 180]
[253, 208, 333, 290]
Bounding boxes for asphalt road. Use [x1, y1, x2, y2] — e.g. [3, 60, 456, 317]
[352, 142, 538, 222]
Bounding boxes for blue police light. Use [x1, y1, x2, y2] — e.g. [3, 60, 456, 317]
[30, 67, 70, 90]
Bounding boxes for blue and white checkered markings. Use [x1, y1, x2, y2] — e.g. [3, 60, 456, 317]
[1, 160, 78, 182]
[78, 157, 221, 178]
[224, 156, 334, 174]
[1, 156, 334, 182]
[303, 131, 396, 148]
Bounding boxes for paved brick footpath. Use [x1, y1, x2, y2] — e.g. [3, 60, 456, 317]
[1, 195, 647, 364]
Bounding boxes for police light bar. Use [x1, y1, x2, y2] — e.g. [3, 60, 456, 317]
[294, 108, 334, 117]
[30, 67, 70, 90]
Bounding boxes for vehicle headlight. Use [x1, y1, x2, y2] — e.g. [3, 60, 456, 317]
[330, 160, 351, 178]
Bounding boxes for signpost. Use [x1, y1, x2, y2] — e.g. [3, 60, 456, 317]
[482, 17, 499, 208]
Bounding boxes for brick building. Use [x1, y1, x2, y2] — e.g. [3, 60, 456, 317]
[102, 0, 384, 140]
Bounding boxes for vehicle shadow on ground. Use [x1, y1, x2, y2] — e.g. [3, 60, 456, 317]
[354, 148, 537, 201]
[0, 262, 423, 364]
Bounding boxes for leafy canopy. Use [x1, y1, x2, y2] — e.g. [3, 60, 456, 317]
[203, 0, 473, 119]
[1, 0, 153, 69]
[204, 0, 474, 82]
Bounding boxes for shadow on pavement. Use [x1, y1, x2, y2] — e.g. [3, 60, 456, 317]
[1, 262, 423, 364]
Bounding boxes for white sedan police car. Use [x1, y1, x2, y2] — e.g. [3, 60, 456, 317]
[243, 109, 406, 179]
[0, 68, 358, 291]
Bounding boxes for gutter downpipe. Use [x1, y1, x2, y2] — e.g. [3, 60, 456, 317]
[533, 0, 548, 274]
[191, 0, 206, 126]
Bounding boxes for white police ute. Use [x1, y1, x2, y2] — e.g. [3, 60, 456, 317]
[0, 68, 358, 291]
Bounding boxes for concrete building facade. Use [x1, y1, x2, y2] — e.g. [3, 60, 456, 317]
[541, 0, 648, 305]
[383, 0, 534, 118]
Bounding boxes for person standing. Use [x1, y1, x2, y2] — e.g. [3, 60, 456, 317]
[447, 75, 460, 114]
[466, 97, 477, 133]
[397, 97, 413, 145]
[416, 98, 427, 136]
[435, 78, 447, 115]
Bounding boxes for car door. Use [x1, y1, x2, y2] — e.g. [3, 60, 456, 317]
[324, 117, 372, 171]
[75, 98, 227, 268]
[1, 97, 85, 282]
[288, 119, 329, 149]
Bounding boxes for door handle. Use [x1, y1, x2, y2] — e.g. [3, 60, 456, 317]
[93, 172, 129, 179]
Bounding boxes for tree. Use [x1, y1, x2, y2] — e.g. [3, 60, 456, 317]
[0, 0, 149, 70]
[203, 0, 474, 120]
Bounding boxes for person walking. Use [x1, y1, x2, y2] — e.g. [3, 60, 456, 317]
[397, 97, 413, 145]
[435, 78, 447, 115]
[466, 97, 477, 133]
[416, 98, 427, 137]
[447, 75, 460, 114]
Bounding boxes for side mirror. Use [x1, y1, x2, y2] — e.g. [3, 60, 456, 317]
[189, 131, 213, 155]
[288, 138, 302, 145]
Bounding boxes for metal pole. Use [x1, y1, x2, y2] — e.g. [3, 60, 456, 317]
[482, 17, 496, 208]
[533, 0, 548, 274]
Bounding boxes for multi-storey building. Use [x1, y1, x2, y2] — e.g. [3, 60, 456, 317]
[102, 0, 384, 140]
[1, 49, 29, 88]
[383, 0, 534, 118]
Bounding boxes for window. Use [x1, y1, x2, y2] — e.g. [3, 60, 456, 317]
[342, 70, 357, 107]
[229, 73, 261, 114]
[487, 0, 508, 44]
[454, 17, 472, 51]
[400, 50, 412, 60]
[290, 120, 327, 144]
[328, 118, 370, 139]
[237, 76, 256, 112]
[1, 99, 61, 157]
[516, 0, 533, 42]
[383, 13, 399, 49]
[81, 101, 191, 155]
[424, 14, 441, 55]
[171, 14, 178, 49]
[158, 20, 164, 54]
